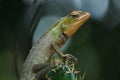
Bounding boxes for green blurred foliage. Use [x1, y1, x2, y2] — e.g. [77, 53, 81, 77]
[0, 49, 14, 80]
[0, 1, 23, 80]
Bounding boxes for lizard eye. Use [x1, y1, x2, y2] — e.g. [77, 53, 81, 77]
[71, 14, 79, 18]
[70, 11, 80, 18]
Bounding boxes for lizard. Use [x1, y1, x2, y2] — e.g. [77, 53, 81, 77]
[20, 10, 90, 80]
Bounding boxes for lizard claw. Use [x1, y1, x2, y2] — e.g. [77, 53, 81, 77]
[62, 54, 78, 63]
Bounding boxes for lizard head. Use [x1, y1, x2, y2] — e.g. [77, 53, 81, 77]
[62, 10, 90, 38]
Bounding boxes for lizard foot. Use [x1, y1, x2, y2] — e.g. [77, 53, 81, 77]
[62, 54, 78, 63]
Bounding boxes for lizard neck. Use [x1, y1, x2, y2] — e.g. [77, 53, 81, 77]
[54, 32, 68, 47]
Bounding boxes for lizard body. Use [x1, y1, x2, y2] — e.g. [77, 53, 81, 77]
[20, 10, 90, 80]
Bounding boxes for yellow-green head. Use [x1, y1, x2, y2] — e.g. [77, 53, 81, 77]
[61, 10, 90, 38]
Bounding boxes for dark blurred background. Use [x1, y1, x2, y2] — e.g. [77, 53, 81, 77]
[0, 0, 120, 80]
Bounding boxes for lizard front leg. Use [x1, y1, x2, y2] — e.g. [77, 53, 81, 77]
[51, 42, 77, 62]
[32, 42, 77, 80]
[32, 63, 55, 80]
